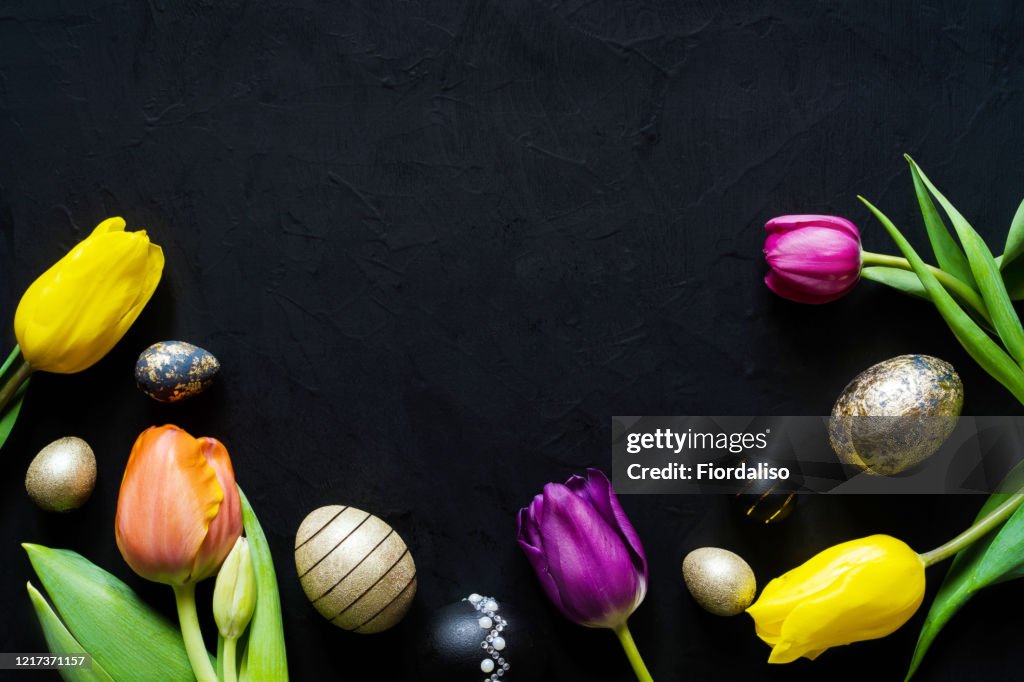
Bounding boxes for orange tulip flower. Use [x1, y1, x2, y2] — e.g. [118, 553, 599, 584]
[115, 425, 242, 586]
[114, 424, 243, 682]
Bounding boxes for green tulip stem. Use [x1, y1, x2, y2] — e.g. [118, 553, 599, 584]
[861, 251, 990, 324]
[613, 621, 654, 682]
[920, 493, 1024, 567]
[222, 636, 239, 682]
[0, 350, 33, 416]
[173, 583, 218, 682]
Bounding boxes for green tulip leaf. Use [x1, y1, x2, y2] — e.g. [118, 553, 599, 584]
[1001, 196, 1024, 269]
[862, 266, 996, 333]
[0, 345, 22, 375]
[906, 494, 1008, 680]
[239, 644, 250, 682]
[24, 544, 197, 681]
[962, 498, 1024, 588]
[27, 582, 117, 682]
[862, 267, 928, 300]
[237, 487, 289, 682]
[0, 377, 29, 450]
[0, 345, 31, 450]
[907, 494, 1024, 679]
[907, 461, 1024, 679]
[1000, 254, 1024, 300]
[908, 163, 976, 289]
[860, 196, 1024, 404]
[906, 156, 1024, 367]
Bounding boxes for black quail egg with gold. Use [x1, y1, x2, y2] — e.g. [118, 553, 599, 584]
[135, 341, 220, 403]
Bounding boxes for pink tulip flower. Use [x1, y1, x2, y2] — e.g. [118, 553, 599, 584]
[764, 215, 862, 304]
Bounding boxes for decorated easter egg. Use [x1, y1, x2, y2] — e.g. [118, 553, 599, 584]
[830, 354, 963, 475]
[295, 505, 416, 633]
[418, 595, 544, 681]
[135, 341, 220, 403]
[25, 437, 96, 512]
[682, 547, 756, 616]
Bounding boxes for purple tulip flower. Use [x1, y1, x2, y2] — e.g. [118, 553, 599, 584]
[517, 469, 648, 629]
[764, 215, 862, 304]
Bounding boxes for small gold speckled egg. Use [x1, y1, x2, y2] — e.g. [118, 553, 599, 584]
[25, 437, 97, 512]
[829, 354, 963, 475]
[682, 547, 756, 616]
[135, 341, 220, 403]
[295, 505, 417, 634]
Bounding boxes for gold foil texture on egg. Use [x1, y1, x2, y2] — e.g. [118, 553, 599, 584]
[135, 341, 220, 403]
[295, 505, 417, 634]
[25, 436, 97, 512]
[829, 354, 963, 476]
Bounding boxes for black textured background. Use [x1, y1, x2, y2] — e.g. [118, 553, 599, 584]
[2, 1, 1024, 681]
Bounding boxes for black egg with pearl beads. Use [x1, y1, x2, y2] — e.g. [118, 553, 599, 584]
[417, 595, 543, 681]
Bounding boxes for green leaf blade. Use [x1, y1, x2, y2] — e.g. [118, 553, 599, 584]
[237, 488, 289, 682]
[907, 157, 1024, 366]
[0, 377, 29, 450]
[0, 345, 30, 449]
[862, 266, 995, 333]
[862, 266, 928, 300]
[1001, 253, 1024, 300]
[0, 345, 22, 376]
[966, 498, 1024, 591]
[1001, 196, 1024, 269]
[909, 165, 976, 288]
[906, 494, 1011, 680]
[860, 196, 1024, 404]
[24, 544, 196, 682]
[27, 582, 117, 682]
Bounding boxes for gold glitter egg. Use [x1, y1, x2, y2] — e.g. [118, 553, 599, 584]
[135, 341, 220, 403]
[682, 547, 756, 616]
[295, 505, 417, 634]
[25, 437, 97, 512]
[830, 354, 963, 475]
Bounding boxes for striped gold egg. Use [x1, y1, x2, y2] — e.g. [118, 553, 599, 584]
[295, 505, 417, 634]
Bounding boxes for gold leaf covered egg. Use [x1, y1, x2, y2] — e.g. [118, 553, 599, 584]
[25, 436, 97, 512]
[295, 505, 416, 634]
[829, 354, 963, 475]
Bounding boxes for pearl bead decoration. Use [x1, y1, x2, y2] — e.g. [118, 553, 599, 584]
[463, 593, 511, 681]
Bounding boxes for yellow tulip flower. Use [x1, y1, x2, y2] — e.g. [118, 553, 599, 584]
[14, 217, 164, 374]
[746, 534, 925, 664]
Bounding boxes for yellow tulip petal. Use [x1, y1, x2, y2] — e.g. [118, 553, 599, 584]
[18, 236, 144, 370]
[772, 569, 921, 662]
[748, 535, 926, 664]
[768, 640, 828, 663]
[127, 241, 165, 325]
[91, 216, 127, 235]
[15, 219, 164, 373]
